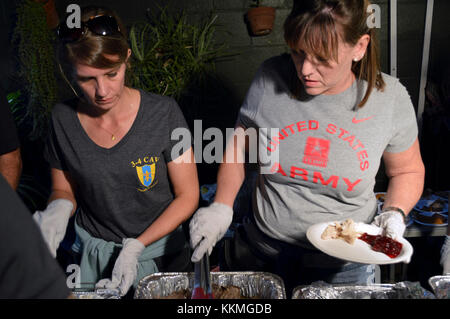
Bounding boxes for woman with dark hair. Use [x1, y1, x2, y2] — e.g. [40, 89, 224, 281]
[33, 6, 199, 297]
[190, 0, 424, 294]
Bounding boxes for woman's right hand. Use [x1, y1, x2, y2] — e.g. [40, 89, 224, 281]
[33, 199, 73, 258]
[189, 202, 233, 263]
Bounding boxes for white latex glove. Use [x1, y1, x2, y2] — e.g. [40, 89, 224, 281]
[33, 199, 73, 258]
[441, 235, 450, 275]
[189, 202, 233, 263]
[95, 238, 145, 296]
[372, 210, 406, 240]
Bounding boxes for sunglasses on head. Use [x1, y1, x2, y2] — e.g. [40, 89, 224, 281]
[57, 15, 121, 43]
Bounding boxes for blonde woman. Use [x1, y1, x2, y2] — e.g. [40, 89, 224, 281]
[34, 6, 199, 297]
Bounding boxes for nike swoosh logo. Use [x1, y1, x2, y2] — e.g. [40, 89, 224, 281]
[352, 116, 373, 124]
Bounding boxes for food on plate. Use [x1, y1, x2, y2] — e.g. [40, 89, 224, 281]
[359, 233, 403, 258]
[320, 220, 403, 258]
[375, 193, 385, 202]
[159, 284, 260, 299]
[412, 211, 447, 225]
[321, 219, 360, 244]
[421, 199, 445, 212]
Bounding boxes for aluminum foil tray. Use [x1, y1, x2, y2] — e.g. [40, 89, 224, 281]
[134, 272, 286, 299]
[292, 281, 435, 299]
[428, 275, 450, 299]
[70, 288, 121, 299]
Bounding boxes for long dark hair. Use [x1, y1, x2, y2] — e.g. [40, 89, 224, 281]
[284, 0, 385, 107]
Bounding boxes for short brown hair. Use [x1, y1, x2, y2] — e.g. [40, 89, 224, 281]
[284, 0, 385, 107]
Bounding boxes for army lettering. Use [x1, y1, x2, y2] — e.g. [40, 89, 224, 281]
[267, 120, 369, 172]
[271, 162, 362, 192]
[267, 120, 319, 151]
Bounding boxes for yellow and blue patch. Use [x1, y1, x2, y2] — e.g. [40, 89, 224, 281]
[136, 164, 156, 188]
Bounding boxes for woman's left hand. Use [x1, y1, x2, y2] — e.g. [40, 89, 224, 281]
[372, 210, 406, 239]
[95, 238, 145, 296]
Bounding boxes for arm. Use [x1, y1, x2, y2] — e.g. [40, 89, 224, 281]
[137, 147, 199, 246]
[189, 126, 250, 262]
[0, 148, 22, 190]
[48, 167, 77, 215]
[214, 125, 248, 207]
[382, 138, 425, 215]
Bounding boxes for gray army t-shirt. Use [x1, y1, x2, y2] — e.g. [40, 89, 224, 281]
[238, 54, 418, 247]
[45, 90, 191, 243]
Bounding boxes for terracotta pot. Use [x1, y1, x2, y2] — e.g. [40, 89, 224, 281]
[34, 0, 60, 29]
[247, 6, 276, 36]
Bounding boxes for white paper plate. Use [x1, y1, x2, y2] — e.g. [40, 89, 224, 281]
[306, 222, 413, 265]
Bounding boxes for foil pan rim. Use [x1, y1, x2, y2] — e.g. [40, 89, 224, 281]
[428, 275, 450, 299]
[292, 282, 435, 299]
[70, 291, 121, 299]
[134, 271, 286, 299]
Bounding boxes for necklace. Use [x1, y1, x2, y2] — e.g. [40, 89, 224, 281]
[93, 103, 136, 141]
[97, 122, 119, 141]
[91, 89, 136, 141]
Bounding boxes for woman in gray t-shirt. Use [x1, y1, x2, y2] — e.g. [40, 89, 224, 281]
[33, 6, 199, 297]
[190, 0, 425, 295]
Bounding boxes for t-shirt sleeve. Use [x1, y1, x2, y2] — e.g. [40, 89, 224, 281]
[384, 80, 418, 153]
[44, 113, 69, 171]
[0, 87, 20, 155]
[163, 98, 193, 162]
[236, 66, 266, 129]
[0, 174, 70, 299]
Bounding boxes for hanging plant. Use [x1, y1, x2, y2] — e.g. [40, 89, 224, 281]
[12, 0, 58, 140]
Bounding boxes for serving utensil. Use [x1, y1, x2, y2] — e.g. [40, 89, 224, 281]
[191, 253, 214, 299]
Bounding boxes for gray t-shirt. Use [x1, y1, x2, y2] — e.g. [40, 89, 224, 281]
[238, 54, 418, 247]
[45, 90, 190, 243]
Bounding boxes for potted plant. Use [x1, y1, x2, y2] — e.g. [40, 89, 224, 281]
[246, 0, 276, 36]
[34, 0, 59, 29]
[128, 7, 231, 100]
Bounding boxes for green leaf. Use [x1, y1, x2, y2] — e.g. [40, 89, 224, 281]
[128, 6, 234, 100]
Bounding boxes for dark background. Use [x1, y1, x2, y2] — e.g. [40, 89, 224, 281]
[1, 0, 448, 290]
